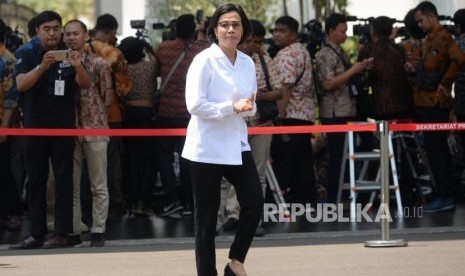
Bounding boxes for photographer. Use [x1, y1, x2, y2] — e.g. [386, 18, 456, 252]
[269, 15, 317, 209]
[315, 13, 372, 203]
[154, 14, 210, 217]
[357, 16, 414, 120]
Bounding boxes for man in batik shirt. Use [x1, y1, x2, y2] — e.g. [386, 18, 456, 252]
[269, 15, 317, 209]
[315, 13, 372, 204]
[91, 13, 131, 217]
[63, 20, 114, 247]
[414, 1, 465, 212]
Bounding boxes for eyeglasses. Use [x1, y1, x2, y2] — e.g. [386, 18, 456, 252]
[218, 21, 242, 30]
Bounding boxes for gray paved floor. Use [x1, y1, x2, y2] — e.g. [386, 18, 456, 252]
[1, 226, 465, 276]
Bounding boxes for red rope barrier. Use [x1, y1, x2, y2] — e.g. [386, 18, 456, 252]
[0, 122, 463, 137]
[0, 124, 376, 136]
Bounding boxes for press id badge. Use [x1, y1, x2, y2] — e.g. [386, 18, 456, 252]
[54, 80, 65, 96]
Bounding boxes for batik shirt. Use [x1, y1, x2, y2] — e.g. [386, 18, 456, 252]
[155, 38, 210, 118]
[124, 52, 157, 103]
[246, 52, 279, 125]
[415, 26, 465, 108]
[87, 40, 131, 123]
[0, 48, 15, 121]
[357, 38, 414, 117]
[271, 42, 315, 122]
[77, 52, 114, 143]
[315, 41, 356, 118]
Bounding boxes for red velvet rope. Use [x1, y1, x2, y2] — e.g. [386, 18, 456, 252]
[0, 122, 463, 137]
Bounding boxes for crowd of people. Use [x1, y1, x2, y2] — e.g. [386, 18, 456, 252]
[1, 0, 465, 263]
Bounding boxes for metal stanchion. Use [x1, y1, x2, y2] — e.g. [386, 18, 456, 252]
[365, 121, 408, 248]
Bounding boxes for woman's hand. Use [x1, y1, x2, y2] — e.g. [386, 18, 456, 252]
[233, 93, 255, 113]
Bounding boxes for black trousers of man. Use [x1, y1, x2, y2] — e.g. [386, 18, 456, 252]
[23, 136, 74, 238]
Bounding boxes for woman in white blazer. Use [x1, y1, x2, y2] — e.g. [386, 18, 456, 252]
[181, 3, 264, 276]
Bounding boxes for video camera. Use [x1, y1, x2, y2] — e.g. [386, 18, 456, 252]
[299, 19, 325, 59]
[152, 19, 176, 41]
[266, 19, 325, 59]
[5, 25, 24, 52]
[130, 19, 149, 41]
[347, 16, 375, 44]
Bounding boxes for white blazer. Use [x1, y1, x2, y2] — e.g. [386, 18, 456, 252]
[182, 43, 257, 165]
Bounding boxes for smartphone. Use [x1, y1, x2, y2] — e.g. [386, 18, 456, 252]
[196, 9, 203, 24]
[49, 50, 69, 61]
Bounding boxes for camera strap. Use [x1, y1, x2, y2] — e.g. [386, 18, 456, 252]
[324, 44, 352, 70]
[294, 57, 306, 86]
[257, 54, 272, 91]
[157, 43, 193, 95]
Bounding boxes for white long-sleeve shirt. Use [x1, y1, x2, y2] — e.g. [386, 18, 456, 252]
[182, 43, 257, 165]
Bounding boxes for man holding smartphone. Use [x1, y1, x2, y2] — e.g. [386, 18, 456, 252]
[315, 13, 372, 204]
[10, 11, 91, 250]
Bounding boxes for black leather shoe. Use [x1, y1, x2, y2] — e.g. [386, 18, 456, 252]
[224, 264, 237, 276]
[9, 236, 44, 249]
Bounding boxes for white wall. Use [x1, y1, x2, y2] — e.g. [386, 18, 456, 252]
[346, 0, 465, 20]
[96, 0, 145, 40]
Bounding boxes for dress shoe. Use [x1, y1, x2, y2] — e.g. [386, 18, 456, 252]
[9, 236, 44, 249]
[224, 263, 237, 276]
[43, 235, 71, 249]
[90, 233, 105, 247]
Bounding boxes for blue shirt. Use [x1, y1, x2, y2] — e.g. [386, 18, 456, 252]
[16, 42, 78, 128]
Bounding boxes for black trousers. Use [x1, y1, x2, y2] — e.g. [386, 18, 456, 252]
[320, 116, 356, 203]
[123, 106, 157, 207]
[23, 136, 74, 238]
[0, 140, 22, 219]
[270, 118, 317, 205]
[189, 151, 263, 276]
[156, 116, 192, 206]
[418, 107, 453, 198]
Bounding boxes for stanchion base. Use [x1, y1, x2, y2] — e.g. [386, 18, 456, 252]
[364, 239, 408, 247]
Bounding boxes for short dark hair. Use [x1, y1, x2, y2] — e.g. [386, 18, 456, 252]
[453, 9, 465, 34]
[371, 16, 393, 38]
[35, 11, 62, 28]
[404, 9, 426, 39]
[0, 19, 6, 44]
[325, 13, 346, 34]
[27, 16, 38, 38]
[275, 16, 299, 33]
[250, 19, 266, 37]
[207, 3, 251, 45]
[176, 14, 196, 40]
[95, 13, 118, 32]
[64, 19, 88, 33]
[415, 1, 438, 18]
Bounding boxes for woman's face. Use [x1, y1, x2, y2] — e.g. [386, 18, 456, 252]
[214, 11, 243, 50]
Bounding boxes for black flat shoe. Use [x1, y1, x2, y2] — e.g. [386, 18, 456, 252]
[224, 263, 237, 276]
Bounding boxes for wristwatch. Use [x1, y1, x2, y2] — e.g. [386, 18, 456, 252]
[35, 64, 43, 73]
